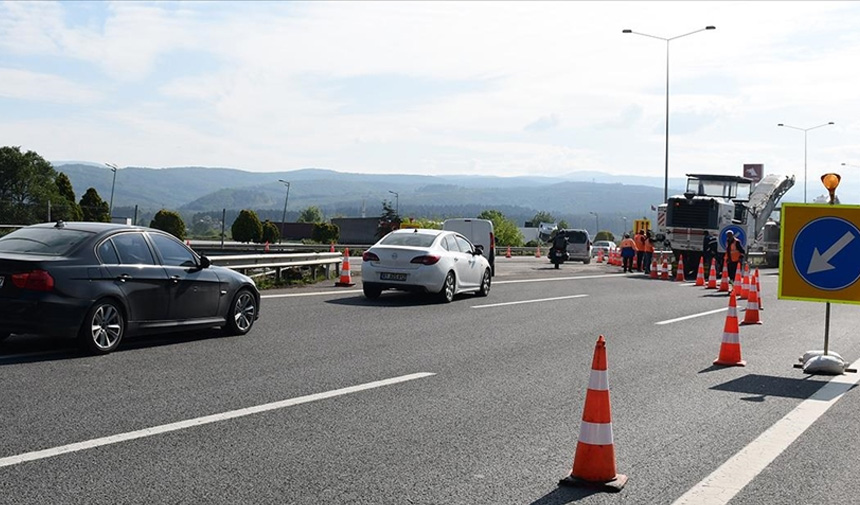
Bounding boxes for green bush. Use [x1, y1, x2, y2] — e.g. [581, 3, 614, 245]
[149, 209, 187, 240]
[312, 222, 339, 244]
[261, 220, 280, 244]
[231, 209, 263, 243]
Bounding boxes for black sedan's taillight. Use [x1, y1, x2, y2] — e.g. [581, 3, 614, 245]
[11, 270, 55, 291]
[410, 255, 441, 265]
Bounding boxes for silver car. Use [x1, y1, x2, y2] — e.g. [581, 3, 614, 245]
[361, 228, 492, 302]
[562, 229, 593, 264]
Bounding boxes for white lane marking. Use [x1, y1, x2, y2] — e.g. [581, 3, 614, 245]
[472, 294, 588, 309]
[494, 274, 620, 284]
[262, 290, 362, 298]
[672, 358, 860, 505]
[655, 307, 728, 325]
[0, 372, 435, 469]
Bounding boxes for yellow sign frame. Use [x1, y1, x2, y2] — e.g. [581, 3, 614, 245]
[779, 203, 860, 305]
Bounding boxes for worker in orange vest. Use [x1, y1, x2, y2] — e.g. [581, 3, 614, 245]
[633, 230, 647, 271]
[642, 230, 655, 275]
[725, 230, 745, 283]
[619, 233, 638, 273]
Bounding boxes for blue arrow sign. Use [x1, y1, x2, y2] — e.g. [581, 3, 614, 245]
[792, 217, 860, 291]
[719, 225, 746, 250]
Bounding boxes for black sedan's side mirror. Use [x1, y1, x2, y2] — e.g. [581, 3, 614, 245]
[199, 255, 211, 269]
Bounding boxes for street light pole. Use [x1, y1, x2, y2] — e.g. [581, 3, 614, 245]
[388, 190, 399, 215]
[622, 216, 628, 236]
[278, 180, 290, 243]
[589, 211, 599, 236]
[104, 163, 118, 219]
[778, 122, 834, 203]
[623, 26, 716, 204]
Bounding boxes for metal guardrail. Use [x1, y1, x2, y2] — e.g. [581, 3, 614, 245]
[208, 252, 344, 280]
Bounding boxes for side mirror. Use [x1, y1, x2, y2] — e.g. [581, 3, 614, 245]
[474, 244, 484, 256]
[199, 255, 211, 269]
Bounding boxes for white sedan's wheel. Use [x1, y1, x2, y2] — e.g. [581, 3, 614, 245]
[438, 271, 455, 303]
[478, 269, 491, 296]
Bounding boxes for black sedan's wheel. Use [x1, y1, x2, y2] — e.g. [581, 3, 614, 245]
[363, 284, 382, 299]
[79, 300, 124, 354]
[438, 271, 456, 303]
[223, 288, 257, 336]
[478, 269, 491, 297]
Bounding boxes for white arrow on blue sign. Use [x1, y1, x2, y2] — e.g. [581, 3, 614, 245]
[792, 217, 860, 290]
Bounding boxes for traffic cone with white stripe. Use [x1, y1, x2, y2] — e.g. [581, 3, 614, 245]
[733, 269, 743, 298]
[650, 256, 658, 279]
[330, 243, 335, 252]
[675, 255, 685, 282]
[597, 249, 604, 263]
[559, 335, 628, 492]
[706, 259, 718, 289]
[714, 292, 746, 366]
[695, 257, 705, 286]
[740, 264, 750, 300]
[741, 274, 762, 325]
[718, 257, 730, 292]
[660, 255, 669, 280]
[755, 268, 763, 310]
[506, 246, 512, 259]
[536, 245, 541, 258]
[335, 248, 355, 287]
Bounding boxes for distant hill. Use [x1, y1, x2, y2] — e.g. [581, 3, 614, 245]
[49, 162, 681, 229]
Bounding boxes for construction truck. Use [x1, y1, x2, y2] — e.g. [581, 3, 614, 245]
[655, 173, 795, 278]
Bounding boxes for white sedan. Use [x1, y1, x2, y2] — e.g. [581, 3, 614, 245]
[361, 228, 492, 302]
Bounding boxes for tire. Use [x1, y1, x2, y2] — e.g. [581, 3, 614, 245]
[438, 271, 456, 303]
[478, 269, 491, 297]
[79, 299, 125, 354]
[223, 288, 257, 336]
[554, 263, 560, 269]
[363, 283, 382, 299]
[583, 257, 591, 264]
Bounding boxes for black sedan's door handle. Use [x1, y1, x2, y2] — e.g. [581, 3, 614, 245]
[170, 275, 181, 284]
[117, 274, 132, 283]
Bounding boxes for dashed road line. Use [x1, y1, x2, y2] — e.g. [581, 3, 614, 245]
[472, 294, 588, 309]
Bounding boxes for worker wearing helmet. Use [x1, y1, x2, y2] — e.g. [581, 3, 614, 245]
[725, 230, 745, 282]
[619, 233, 638, 273]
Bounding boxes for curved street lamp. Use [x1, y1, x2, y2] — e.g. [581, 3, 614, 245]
[623, 26, 716, 204]
[388, 190, 399, 215]
[278, 180, 290, 243]
[104, 163, 118, 218]
[778, 122, 834, 203]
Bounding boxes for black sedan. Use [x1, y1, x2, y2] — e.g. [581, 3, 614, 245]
[0, 221, 260, 354]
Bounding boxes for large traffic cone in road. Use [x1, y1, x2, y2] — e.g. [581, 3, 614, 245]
[733, 269, 742, 297]
[740, 264, 750, 300]
[755, 268, 763, 310]
[506, 246, 512, 259]
[695, 257, 705, 286]
[559, 335, 628, 492]
[660, 255, 669, 280]
[706, 259, 718, 289]
[741, 274, 762, 325]
[335, 248, 355, 287]
[597, 249, 604, 263]
[718, 260, 730, 292]
[675, 255, 685, 282]
[714, 292, 746, 366]
[650, 256, 658, 279]
[536, 245, 541, 258]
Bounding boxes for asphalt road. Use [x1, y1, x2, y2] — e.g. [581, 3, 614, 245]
[2, 256, 859, 505]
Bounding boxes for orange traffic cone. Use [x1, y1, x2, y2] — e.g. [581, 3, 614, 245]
[675, 255, 685, 282]
[559, 335, 628, 492]
[706, 259, 718, 289]
[741, 274, 762, 325]
[733, 269, 743, 298]
[506, 246, 512, 259]
[265, 240, 270, 253]
[718, 263, 730, 292]
[650, 256, 658, 279]
[714, 292, 746, 366]
[330, 243, 335, 252]
[632, 254, 638, 270]
[755, 268, 763, 310]
[597, 249, 604, 263]
[740, 264, 750, 300]
[695, 257, 705, 286]
[536, 245, 541, 258]
[660, 255, 669, 280]
[335, 248, 355, 287]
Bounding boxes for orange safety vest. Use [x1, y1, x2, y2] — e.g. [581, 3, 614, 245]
[644, 238, 654, 253]
[620, 238, 637, 250]
[633, 234, 646, 249]
[728, 240, 742, 262]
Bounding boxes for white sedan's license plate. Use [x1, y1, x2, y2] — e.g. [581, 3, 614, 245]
[380, 272, 407, 281]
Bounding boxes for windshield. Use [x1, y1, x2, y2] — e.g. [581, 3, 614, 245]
[0, 227, 93, 256]
[565, 230, 589, 243]
[380, 232, 437, 248]
[687, 178, 742, 198]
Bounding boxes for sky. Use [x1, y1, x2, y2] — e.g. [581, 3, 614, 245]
[2, 1, 859, 198]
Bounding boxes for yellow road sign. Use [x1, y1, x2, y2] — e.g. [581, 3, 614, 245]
[779, 203, 860, 304]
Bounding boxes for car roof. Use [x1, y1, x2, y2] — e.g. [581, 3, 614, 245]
[390, 228, 446, 236]
[29, 221, 150, 233]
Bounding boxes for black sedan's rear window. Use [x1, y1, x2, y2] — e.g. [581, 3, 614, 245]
[0, 228, 93, 256]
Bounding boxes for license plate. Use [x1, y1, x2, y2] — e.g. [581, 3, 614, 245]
[380, 272, 407, 281]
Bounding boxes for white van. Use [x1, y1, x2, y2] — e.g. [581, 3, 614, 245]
[442, 218, 496, 275]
